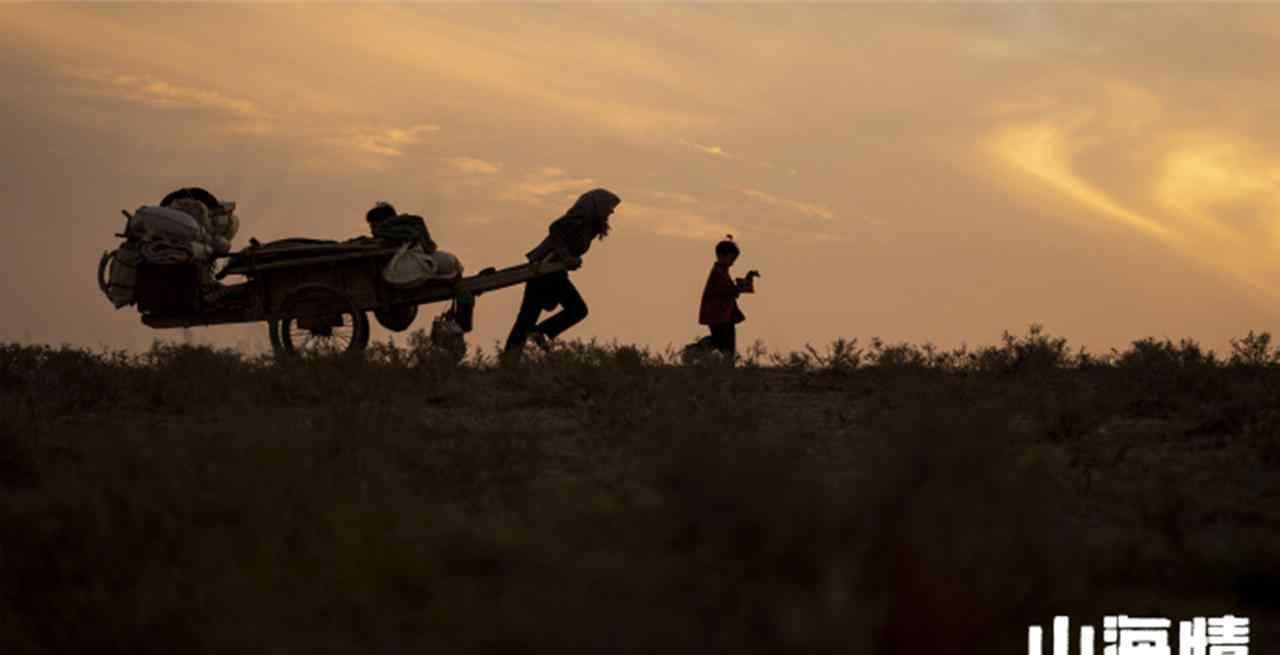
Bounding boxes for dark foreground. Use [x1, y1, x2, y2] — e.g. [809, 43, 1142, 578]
[2, 328, 1278, 654]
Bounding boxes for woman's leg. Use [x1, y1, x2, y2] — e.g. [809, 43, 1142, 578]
[504, 280, 548, 353]
[535, 274, 588, 340]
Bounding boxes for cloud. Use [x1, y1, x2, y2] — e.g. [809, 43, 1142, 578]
[134, 80, 261, 116]
[220, 121, 277, 137]
[64, 69, 264, 118]
[504, 167, 595, 203]
[1154, 135, 1280, 270]
[695, 144, 728, 158]
[448, 157, 502, 174]
[56, 67, 452, 167]
[785, 232, 855, 246]
[621, 202, 736, 242]
[985, 122, 1171, 239]
[1156, 137, 1280, 227]
[678, 138, 793, 174]
[982, 81, 1280, 306]
[315, 7, 721, 140]
[517, 177, 596, 199]
[327, 124, 440, 157]
[741, 188, 835, 221]
[645, 191, 699, 205]
[952, 15, 1106, 63]
[299, 123, 441, 174]
[679, 138, 732, 159]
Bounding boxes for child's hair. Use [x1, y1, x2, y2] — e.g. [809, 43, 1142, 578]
[715, 235, 740, 257]
[366, 201, 397, 224]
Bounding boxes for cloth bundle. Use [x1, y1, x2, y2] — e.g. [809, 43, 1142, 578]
[140, 240, 196, 265]
[128, 205, 227, 259]
[383, 244, 463, 288]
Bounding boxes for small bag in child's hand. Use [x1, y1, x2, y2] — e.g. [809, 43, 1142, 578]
[735, 269, 761, 293]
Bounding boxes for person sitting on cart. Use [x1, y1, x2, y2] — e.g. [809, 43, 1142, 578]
[503, 188, 621, 356]
[366, 201, 437, 252]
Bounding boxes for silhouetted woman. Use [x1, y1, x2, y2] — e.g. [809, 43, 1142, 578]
[504, 188, 621, 354]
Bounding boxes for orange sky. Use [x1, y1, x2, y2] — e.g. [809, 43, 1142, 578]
[4, 4, 1280, 355]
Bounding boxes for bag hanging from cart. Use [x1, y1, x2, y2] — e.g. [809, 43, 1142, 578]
[98, 241, 142, 308]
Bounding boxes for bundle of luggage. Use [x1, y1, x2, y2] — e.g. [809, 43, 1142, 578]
[99, 187, 240, 310]
[383, 243, 463, 288]
[365, 202, 463, 288]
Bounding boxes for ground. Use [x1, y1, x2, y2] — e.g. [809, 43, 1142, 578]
[1, 329, 1278, 654]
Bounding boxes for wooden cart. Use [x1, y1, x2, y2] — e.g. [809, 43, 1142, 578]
[106, 238, 568, 357]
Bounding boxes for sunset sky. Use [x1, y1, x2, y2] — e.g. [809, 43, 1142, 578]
[4, 4, 1280, 355]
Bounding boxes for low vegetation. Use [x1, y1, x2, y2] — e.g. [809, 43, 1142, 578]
[2, 326, 1277, 653]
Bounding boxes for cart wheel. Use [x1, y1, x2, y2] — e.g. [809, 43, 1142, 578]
[270, 285, 369, 358]
[373, 304, 418, 332]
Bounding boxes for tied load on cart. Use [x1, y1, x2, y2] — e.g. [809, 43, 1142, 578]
[98, 190, 571, 358]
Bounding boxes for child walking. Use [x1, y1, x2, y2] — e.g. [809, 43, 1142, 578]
[697, 235, 759, 358]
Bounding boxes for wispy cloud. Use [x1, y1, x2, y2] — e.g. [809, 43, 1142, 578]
[58, 68, 452, 162]
[678, 138, 794, 176]
[505, 167, 595, 203]
[221, 121, 277, 137]
[679, 138, 732, 159]
[983, 82, 1280, 307]
[321, 7, 720, 140]
[986, 122, 1170, 238]
[448, 157, 502, 174]
[328, 124, 440, 157]
[134, 80, 260, 116]
[741, 188, 834, 221]
[781, 231, 855, 246]
[518, 177, 596, 198]
[645, 190, 699, 205]
[621, 202, 736, 242]
[65, 69, 264, 118]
